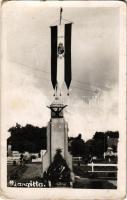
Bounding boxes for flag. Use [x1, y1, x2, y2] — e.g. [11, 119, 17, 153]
[51, 26, 57, 90]
[51, 23, 72, 95]
[65, 23, 72, 90]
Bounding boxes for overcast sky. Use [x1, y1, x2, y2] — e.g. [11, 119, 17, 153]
[2, 2, 120, 140]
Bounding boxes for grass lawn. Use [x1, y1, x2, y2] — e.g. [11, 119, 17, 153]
[7, 165, 28, 183]
[7, 163, 117, 189]
[7, 163, 42, 185]
[21, 163, 42, 180]
[73, 177, 117, 189]
[73, 165, 117, 180]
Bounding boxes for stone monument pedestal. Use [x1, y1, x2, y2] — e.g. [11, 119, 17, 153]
[43, 102, 72, 174]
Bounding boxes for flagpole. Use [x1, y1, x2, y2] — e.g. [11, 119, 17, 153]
[60, 7, 63, 25]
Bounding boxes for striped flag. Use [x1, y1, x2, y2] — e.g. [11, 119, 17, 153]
[51, 23, 72, 95]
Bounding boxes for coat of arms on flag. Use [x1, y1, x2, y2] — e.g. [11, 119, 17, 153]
[57, 42, 64, 58]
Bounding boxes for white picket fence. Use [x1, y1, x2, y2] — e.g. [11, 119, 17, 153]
[87, 162, 117, 172]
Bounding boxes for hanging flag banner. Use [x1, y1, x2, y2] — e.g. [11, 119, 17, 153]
[57, 24, 65, 95]
[51, 26, 57, 90]
[64, 23, 72, 90]
[50, 22, 72, 95]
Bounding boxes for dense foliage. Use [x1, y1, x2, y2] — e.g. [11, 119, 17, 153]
[8, 123, 119, 158]
[7, 123, 46, 153]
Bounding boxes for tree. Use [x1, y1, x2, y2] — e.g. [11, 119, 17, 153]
[85, 139, 95, 159]
[43, 148, 71, 186]
[7, 124, 46, 153]
[70, 134, 85, 157]
[105, 131, 119, 138]
[92, 132, 107, 158]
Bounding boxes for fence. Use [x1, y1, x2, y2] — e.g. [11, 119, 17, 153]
[87, 162, 117, 172]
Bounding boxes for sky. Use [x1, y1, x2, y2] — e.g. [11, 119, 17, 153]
[2, 2, 120, 140]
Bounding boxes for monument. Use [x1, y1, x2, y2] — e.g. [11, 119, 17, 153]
[42, 8, 73, 185]
[43, 100, 72, 172]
